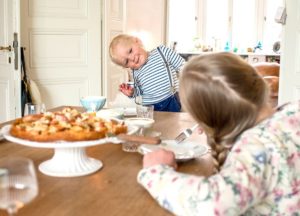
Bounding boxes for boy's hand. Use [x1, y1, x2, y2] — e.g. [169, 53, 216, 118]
[119, 83, 134, 96]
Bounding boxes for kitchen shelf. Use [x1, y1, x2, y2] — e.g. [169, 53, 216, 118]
[179, 52, 280, 64]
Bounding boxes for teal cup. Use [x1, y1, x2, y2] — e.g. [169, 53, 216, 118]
[80, 96, 106, 112]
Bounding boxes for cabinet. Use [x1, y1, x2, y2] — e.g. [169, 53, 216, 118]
[179, 52, 280, 64]
[239, 53, 280, 64]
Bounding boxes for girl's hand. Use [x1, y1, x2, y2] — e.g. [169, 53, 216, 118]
[143, 149, 177, 169]
[119, 83, 134, 96]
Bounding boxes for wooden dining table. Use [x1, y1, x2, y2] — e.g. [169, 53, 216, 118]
[0, 107, 214, 216]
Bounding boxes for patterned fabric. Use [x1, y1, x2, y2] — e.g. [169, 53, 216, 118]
[131, 45, 185, 105]
[137, 101, 300, 215]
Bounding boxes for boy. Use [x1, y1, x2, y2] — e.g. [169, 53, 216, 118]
[109, 34, 185, 112]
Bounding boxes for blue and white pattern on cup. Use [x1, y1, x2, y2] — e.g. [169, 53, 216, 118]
[80, 96, 106, 112]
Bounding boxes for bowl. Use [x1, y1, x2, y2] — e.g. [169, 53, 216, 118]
[80, 96, 106, 112]
[124, 117, 155, 129]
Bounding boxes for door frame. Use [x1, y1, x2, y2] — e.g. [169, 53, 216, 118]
[278, 0, 300, 104]
[14, 0, 21, 118]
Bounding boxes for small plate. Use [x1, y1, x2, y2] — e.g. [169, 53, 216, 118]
[144, 130, 161, 138]
[96, 109, 124, 119]
[124, 107, 137, 116]
[125, 118, 154, 129]
[138, 140, 208, 161]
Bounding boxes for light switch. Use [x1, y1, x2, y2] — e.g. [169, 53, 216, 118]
[275, 7, 287, 24]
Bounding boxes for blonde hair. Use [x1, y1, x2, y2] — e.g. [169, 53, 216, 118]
[179, 52, 269, 173]
[109, 34, 137, 66]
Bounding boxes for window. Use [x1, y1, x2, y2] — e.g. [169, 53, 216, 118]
[167, 0, 283, 53]
[231, 0, 257, 52]
[205, 0, 229, 50]
[263, 0, 283, 51]
[167, 0, 197, 51]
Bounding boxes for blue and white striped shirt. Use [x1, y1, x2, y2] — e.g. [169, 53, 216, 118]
[131, 45, 185, 105]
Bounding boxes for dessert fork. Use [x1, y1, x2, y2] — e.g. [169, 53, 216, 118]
[174, 124, 199, 144]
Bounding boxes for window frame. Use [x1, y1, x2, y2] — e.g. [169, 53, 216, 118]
[166, 0, 278, 52]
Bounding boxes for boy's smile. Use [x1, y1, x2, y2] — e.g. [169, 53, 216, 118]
[114, 38, 148, 70]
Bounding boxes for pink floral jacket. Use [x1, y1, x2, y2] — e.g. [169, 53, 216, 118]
[138, 101, 300, 215]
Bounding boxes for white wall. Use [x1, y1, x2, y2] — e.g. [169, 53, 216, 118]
[125, 0, 166, 50]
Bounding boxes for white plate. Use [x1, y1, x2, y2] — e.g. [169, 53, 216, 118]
[96, 109, 124, 120]
[1, 125, 138, 177]
[125, 117, 154, 129]
[144, 130, 161, 138]
[1, 124, 138, 148]
[124, 107, 137, 116]
[138, 140, 208, 161]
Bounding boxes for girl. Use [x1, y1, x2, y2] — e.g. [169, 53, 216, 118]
[137, 52, 300, 215]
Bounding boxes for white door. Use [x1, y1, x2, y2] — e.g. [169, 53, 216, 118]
[102, 0, 127, 105]
[0, 0, 21, 122]
[20, 0, 102, 110]
[278, 0, 300, 104]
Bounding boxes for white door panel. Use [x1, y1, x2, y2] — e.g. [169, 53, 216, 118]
[0, 0, 21, 122]
[39, 78, 88, 106]
[21, 0, 101, 110]
[102, 0, 127, 106]
[28, 0, 88, 18]
[278, 0, 300, 104]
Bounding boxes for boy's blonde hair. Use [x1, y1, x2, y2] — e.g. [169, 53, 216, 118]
[109, 34, 136, 66]
[179, 52, 269, 173]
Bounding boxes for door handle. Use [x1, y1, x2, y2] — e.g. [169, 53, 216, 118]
[0, 45, 12, 52]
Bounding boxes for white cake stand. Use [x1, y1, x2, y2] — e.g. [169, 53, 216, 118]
[1, 125, 138, 177]
[38, 146, 103, 177]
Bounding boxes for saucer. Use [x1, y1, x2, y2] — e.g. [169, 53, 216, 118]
[143, 130, 161, 138]
[123, 107, 137, 116]
[96, 109, 124, 119]
[138, 140, 208, 161]
[125, 117, 155, 129]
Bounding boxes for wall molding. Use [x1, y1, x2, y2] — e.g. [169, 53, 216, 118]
[28, 0, 88, 18]
[29, 28, 88, 68]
